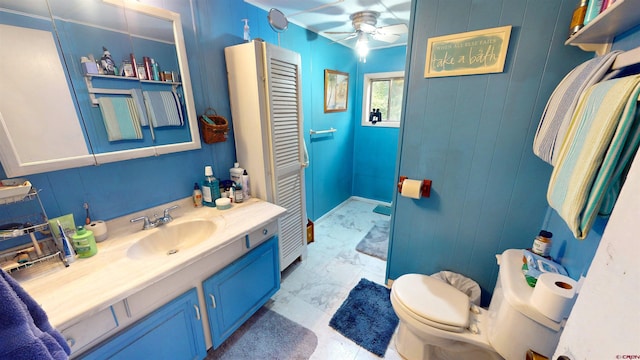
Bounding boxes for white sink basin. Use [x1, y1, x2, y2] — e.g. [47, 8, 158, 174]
[126, 219, 217, 259]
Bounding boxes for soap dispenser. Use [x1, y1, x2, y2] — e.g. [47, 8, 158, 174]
[242, 19, 250, 42]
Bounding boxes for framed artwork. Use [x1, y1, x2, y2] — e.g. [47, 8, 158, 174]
[324, 69, 349, 112]
[424, 25, 512, 78]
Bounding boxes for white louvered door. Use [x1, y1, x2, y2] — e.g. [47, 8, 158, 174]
[225, 41, 307, 271]
[264, 45, 307, 271]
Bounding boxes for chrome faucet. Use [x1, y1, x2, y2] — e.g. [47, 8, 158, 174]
[130, 205, 180, 230]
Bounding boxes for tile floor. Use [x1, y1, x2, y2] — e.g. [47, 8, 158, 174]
[264, 197, 403, 360]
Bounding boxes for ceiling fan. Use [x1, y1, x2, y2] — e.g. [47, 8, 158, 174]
[325, 10, 408, 44]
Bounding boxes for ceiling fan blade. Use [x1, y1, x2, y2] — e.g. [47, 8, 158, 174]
[372, 32, 400, 43]
[359, 23, 377, 33]
[377, 23, 408, 35]
[339, 33, 359, 41]
[325, 31, 356, 35]
[329, 33, 359, 44]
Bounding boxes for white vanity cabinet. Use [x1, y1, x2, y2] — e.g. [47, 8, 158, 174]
[70, 220, 280, 358]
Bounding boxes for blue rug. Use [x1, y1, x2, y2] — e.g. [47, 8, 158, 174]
[207, 307, 317, 359]
[373, 205, 392, 216]
[355, 220, 389, 260]
[329, 278, 399, 357]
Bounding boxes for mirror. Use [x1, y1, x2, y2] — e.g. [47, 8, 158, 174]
[0, 0, 200, 177]
[268, 8, 288, 33]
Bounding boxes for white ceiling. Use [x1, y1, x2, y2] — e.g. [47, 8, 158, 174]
[244, 0, 411, 50]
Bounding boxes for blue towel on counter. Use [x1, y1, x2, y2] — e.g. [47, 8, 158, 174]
[547, 75, 640, 239]
[533, 51, 622, 166]
[143, 90, 184, 128]
[0, 270, 70, 360]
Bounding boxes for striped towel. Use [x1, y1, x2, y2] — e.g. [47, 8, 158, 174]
[97, 97, 143, 141]
[142, 91, 184, 128]
[533, 51, 621, 165]
[131, 89, 150, 126]
[547, 75, 640, 239]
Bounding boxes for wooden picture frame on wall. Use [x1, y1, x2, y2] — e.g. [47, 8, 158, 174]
[424, 25, 512, 78]
[324, 69, 349, 113]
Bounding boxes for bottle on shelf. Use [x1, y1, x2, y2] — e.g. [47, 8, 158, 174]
[151, 59, 160, 81]
[569, 0, 589, 37]
[100, 46, 116, 75]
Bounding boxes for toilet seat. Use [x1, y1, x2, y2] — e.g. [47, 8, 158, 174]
[393, 274, 471, 332]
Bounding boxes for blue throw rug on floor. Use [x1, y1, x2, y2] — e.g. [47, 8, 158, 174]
[373, 205, 392, 216]
[329, 278, 399, 357]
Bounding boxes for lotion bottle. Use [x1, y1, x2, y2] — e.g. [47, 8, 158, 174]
[193, 182, 203, 207]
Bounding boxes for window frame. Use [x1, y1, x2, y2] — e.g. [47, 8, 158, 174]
[361, 71, 405, 128]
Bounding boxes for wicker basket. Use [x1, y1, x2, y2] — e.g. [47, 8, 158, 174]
[199, 108, 229, 144]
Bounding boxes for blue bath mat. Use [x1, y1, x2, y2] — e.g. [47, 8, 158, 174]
[373, 205, 391, 216]
[329, 278, 399, 357]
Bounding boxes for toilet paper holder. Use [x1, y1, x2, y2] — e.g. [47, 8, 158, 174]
[397, 176, 432, 198]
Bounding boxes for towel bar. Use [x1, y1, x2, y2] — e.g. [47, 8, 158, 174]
[310, 128, 337, 135]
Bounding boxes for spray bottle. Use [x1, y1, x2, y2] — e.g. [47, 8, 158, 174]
[242, 19, 250, 42]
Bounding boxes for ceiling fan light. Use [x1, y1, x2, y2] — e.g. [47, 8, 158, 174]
[355, 34, 369, 61]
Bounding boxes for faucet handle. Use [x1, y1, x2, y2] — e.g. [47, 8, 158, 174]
[163, 205, 179, 219]
[130, 216, 152, 230]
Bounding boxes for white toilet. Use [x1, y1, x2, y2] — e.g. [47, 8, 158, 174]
[390, 249, 568, 360]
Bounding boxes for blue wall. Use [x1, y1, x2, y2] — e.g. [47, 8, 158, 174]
[352, 46, 406, 203]
[387, 0, 594, 305]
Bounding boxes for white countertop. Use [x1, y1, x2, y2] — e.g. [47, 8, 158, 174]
[15, 198, 286, 329]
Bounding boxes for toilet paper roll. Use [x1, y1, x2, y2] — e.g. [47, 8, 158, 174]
[88, 220, 108, 242]
[400, 179, 422, 199]
[530, 272, 577, 322]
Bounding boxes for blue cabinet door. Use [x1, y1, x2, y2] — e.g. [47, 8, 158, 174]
[203, 236, 280, 348]
[81, 288, 206, 360]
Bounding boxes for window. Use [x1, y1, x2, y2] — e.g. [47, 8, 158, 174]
[362, 71, 405, 128]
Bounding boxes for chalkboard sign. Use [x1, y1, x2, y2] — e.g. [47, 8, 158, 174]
[424, 25, 512, 78]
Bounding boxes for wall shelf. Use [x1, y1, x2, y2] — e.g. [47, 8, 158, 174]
[566, 0, 640, 55]
[84, 74, 181, 106]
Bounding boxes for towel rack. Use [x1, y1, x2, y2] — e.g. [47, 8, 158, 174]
[310, 127, 337, 135]
[84, 75, 181, 106]
[611, 46, 640, 70]
[84, 76, 134, 105]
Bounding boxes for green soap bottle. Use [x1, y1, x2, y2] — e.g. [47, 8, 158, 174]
[71, 226, 98, 258]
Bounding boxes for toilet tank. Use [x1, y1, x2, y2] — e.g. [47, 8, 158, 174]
[487, 249, 565, 359]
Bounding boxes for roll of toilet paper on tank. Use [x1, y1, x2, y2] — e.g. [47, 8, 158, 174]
[530, 272, 577, 322]
[401, 179, 422, 199]
[88, 220, 108, 242]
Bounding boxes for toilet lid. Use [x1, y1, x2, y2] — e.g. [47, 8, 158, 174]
[393, 274, 470, 331]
